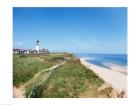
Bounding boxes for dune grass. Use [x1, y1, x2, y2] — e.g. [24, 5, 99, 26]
[41, 59, 104, 98]
[13, 53, 64, 86]
[13, 53, 116, 98]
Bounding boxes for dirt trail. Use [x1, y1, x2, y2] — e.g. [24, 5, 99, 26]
[13, 62, 65, 98]
[13, 86, 25, 98]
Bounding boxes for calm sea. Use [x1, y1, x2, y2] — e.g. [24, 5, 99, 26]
[76, 53, 127, 69]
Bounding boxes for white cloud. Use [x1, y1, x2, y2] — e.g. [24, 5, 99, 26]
[14, 41, 22, 46]
[18, 42, 22, 46]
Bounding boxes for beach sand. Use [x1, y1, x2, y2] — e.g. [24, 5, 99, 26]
[80, 58, 127, 94]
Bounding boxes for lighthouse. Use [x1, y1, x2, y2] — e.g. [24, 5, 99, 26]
[36, 40, 39, 53]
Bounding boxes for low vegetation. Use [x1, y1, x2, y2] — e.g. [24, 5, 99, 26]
[13, 53, 118, 98]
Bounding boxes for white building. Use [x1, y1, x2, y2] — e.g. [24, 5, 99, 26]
[36, 40, 39, 52]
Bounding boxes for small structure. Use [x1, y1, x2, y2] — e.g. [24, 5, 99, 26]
[28, 49, 36, 53]
[19, 49, 28, 54]
[13, 49, 28, 54]
[13, 48, 49, 54]
[40, 48, 49, 53]
[13, 49, 20, 53]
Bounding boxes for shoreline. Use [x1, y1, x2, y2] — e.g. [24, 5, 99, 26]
[80, 57, 127, 94]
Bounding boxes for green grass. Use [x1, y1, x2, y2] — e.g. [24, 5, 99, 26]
[13, 53, 65, 86]
[13, 55, 40, 86]
[41, 59, 104, 98]
[13, 53, 116, 98]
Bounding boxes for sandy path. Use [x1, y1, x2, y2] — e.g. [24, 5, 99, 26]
[80, 58, 127, 93]
[13, 86, 25, 98]
[13, 62, 65, 98]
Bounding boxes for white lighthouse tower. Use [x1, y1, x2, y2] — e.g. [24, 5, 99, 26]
[36, 40, 39, 53]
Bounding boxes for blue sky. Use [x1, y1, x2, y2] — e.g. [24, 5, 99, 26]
[13, 7, 127, 54]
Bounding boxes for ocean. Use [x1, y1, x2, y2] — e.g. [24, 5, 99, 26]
[76, 53, 127, 69]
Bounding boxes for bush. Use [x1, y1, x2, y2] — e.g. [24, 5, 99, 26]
[27, 84, 44, 98]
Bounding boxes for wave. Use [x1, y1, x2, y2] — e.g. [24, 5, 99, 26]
[77, 53, 127, 70]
